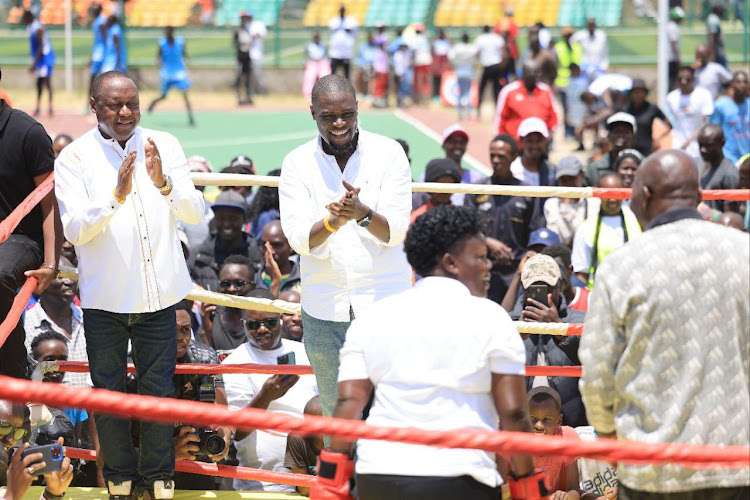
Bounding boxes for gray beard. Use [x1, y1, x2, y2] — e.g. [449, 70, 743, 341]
[324, 130, 359, 156]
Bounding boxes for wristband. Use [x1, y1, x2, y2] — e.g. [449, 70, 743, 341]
[113, 189, 126, 204]
[323, 215, 339, 233]
[41, 263, 58, 273]
[42, 489, 65, 500]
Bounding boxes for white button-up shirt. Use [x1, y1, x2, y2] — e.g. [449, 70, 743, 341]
[279, 130, 412, 322]
[54, 126, 204, 313]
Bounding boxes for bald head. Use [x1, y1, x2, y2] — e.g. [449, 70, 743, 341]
[698, 124, 725, 165]
[695, 44, 710, 63]
[630, 150, 701, 229]
[311, 74, 356, 108]
[91, 70, 136, 101]
[716, 212, 746, 232]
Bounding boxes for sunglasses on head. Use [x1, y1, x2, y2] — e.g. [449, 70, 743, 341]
[219, 279, 249, 289]
[243, 318, 280, 331]
[0, 423, 29, 442]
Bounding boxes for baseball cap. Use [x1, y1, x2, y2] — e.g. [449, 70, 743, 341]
[631, 78, 648, 91]
[606, 112, 637, 133]
[211, 190, 246, 215]
[424, 158, 461, 183]
[528, 228, 561, 248]
[442, 124, 469, 143]
[670, 6, 685, 19]
[555, 156, 584, 179]
[527, 386, 562, 408]
[187, 155, 213, 173]
[521, 254, 561, 288]
[413, 22, 425, 32]
[518, 117, 550, 139]
[229, 155, 254, 172]
[239, 10, 252, 17]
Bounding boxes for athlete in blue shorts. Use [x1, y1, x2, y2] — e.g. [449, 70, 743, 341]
[147, 26, 195, 126]
[88, 4, 108, 96]
[22, 10, 55, 116]
[101, 15, 127, 73]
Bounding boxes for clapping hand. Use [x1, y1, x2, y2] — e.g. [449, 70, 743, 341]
[144, 137, 165, 187]
[326, 180, 369, 223]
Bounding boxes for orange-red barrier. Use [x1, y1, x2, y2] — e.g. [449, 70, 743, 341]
[0, 277, 38, 348]
[64, 447, 314, 488]
[0, 172, 55, 244]
[55, 361, 583, 378]
[590, 188, 750, 201]
[1, 375, 747, 469]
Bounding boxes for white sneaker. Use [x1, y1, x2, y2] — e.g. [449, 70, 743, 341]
[153, 480, 174, 500]
[107, 480, 132, 499]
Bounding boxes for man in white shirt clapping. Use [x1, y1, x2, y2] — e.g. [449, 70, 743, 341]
[278, 74, 412, 420]
[54, 71, 204, 500]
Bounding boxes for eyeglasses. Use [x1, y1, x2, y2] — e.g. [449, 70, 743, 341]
[243, 318, 280, 331]
[0, 423, 29, 442]
[219, 279, 249, 289]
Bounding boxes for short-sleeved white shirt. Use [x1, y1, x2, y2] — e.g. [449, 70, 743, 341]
[223, 340, 318, 492]
[666, 87, 715, 157]
[338, 277, 526, 487]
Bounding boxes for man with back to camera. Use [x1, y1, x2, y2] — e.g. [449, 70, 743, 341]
[310, 205, 546, 500]
[580, 149, 750, 498]
[0, 66, 62, 381]
[53, 70, 205, 500]
[278, 74, 412, 419]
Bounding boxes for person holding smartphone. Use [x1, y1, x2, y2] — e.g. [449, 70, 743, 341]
[221, 289, 318, 493]
[512, 254, 588, 428]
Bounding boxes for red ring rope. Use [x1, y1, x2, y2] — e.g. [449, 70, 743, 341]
[63, 447, 314, 488]
[54, 361, 582, 378]
[1, 375, 747, 469]
[0, 172, 55, 245]
[0, 277, 38, 347]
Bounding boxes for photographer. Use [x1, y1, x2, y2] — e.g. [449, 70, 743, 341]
[127, 301, 232, 490]
[1, 400, 74, 500]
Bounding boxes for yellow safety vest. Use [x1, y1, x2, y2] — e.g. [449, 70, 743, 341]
[581, 209, 642, 288]
[554, 41, 583, 88]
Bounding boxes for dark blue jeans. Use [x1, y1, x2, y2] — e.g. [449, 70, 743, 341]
[83, 306, 177, 491]
[0, 234, 42, 379]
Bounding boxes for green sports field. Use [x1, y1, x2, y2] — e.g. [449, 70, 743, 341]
[137, 109, 455, 178]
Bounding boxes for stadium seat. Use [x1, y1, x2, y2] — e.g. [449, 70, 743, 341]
[363, 0, 430, 27]
[303, 0, 370, 27]
[557, 0, 622, 27]
[215, 0, 283, 27]
[433, 0, 501, 27]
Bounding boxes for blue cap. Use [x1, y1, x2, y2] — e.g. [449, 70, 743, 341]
[528, 228, 560, 248]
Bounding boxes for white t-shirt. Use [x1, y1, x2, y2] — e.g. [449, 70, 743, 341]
[475, 32, 505, 67]
[338, 277, 526, 487]
[695, 62, 732, 99]
[667, 21, 680, 62]
[392, 49, 411, 76]
[247, 20, 267, 61]
[576, 426, 619, 495]
[666, 87, 714, 157]
[328, 16, 358, 59]
[223, 340, 318, 492]
[571, 29, 609, 71]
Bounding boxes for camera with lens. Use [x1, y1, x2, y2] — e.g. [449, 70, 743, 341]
[176, 374, 226, 457]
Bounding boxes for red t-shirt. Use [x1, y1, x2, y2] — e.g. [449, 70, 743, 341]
[569, 287, 590, 312]
[501, 426, 579, 491]
[410, 200, 437, 225]
[494, 81, 558, 142]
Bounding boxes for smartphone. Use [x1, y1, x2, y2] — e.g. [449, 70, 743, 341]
[527, 284, 549, 305]
[277, 352, 297, 383]
[21, 443, 64, 475]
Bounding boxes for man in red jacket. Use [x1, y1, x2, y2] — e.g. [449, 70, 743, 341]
[494, 59, 557, 143]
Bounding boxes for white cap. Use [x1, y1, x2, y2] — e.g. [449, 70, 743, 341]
[518, 117, 550, 138]
[606, 112, 637, 133]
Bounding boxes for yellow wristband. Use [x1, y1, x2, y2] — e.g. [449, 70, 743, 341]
[113, 189, 126, 205]
[323, 215, 339, 233]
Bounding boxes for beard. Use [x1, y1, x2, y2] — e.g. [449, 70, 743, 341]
[324, 129, 359, 156]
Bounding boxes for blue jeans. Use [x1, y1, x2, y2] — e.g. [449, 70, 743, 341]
[301, 308, 354, 419]
[456, 76, 472, 119]
[83, 306, 177, 491]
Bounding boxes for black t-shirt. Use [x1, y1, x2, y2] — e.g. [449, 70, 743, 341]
[0, 100, 54, 246]
[627, 101, 668, 156]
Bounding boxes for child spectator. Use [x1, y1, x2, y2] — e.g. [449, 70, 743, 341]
[410, 158, 461, 225]
[284, 396, 323, 497]
[302, 31, 331, 99]
[498, 387, 588, 499]
[566, 64, 589, 150]
[392, 40, 413, 107]
[372, 40, 389, 108]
